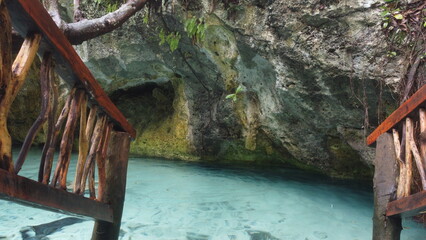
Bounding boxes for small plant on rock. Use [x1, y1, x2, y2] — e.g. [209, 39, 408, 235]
[226, 85, 243, 102]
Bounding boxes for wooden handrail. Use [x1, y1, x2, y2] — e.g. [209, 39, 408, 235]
[367, 84, 426, 145]
[6, 0, 136, 139]
[387, 190, 426, 218]
[0, 168, 113, 222]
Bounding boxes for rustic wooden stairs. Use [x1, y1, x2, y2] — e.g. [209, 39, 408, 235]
[0, 0, 136, 239]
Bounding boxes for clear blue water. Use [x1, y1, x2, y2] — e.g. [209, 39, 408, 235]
[0, 150, 425, 239]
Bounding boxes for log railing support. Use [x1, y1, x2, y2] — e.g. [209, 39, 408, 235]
[373, 133, 402, 240]
[0, 1, 41, 172]
[15, 51, 52, 173]
[92, 131, 130, 240]
[0, 0, 13, 173]
[0, 2, 136, 238]
[42, 88, 75, 184]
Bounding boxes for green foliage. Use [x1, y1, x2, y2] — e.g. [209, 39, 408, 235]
[184, 16, 206, 44]
[106, 3, 118, 12]
[387, 51, 397, 57]
[380, 5, 403, 29]
[379, 1, 424, 47]
[143, 13, 149, 24]
[158, 28, 181, 52]
[380, 0, 425, 101]
[226, 85, 243, 102]
[94, 0, 121, 12]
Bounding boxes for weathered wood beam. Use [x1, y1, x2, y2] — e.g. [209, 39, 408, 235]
[393, 129, 406, 199]
[373, 133, 402, 240]
[74, 94, 88, 192]
[92, 131, 130, 240]
[77, 115, 105, 195]
[10, 33, 42, 97]
[88, 160, 96, 199]
[404, 118, 413, 197]
[73, 105, 97, 192]
[367, 84, 426, 145]
[0, 168, 113, 222]
[51, 89, 83, 189]
[39, 74, 58, 182]
[0, 0, 14, 173]
[42, 88, 75, 184]
[15, 52, 52, 174]
[58, 89, 84, 190]
[419, 108, 426, 170]
[406, 117, 426, 190]
[0, 21, 41, 174]
[97, 123, 112, 200]
[387, 190, 426, 218]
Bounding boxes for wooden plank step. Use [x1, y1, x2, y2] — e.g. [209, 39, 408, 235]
[386, 190, 426, 218]
[0, 169, 113, 222]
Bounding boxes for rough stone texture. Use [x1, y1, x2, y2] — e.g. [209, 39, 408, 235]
[10, 0, 406, 178]
[74, 0, 405, 178]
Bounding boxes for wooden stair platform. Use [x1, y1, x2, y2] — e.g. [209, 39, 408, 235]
[0, 169, 113, 222]
[387, 190, 426, 218]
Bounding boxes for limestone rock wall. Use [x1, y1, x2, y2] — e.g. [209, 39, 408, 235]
[11, 0, 405, 178]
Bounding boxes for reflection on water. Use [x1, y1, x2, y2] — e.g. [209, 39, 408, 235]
[0, 150, 425, 239]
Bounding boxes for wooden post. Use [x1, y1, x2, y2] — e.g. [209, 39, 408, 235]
[42, 88, 75, 184]
[0, 0, 13, 172]
[373, 133, 402, 240]
[92, 131, 130, 240]
[77, 115, 105, 194]
[15, 52, 52, 174]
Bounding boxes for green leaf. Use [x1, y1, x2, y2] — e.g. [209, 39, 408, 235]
[158, 29, 166, 46]
[423, 21, 426, 27]
[383, 22, 389, 28]
[184, 17, 197, 38]
[143, 14, 149, 24]
[380, 11, 390, 17]
[106, 3, 118, 12]
[226, 94, 236, 99]
[393, 13, 403, 20]
[387, 51, 397, 57]
[235, 85, 243, 93]
[184, 17, 206, 44]
[384, 0, 395, 2]
[167, 32, 181, 52]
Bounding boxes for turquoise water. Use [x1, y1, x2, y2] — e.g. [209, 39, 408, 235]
[0, 150, 425, 239]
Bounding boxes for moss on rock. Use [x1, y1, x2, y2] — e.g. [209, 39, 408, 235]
[114, 78, 197, 160]
[327, 136, 373, 179]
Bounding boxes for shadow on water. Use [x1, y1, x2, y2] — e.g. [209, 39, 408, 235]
[20, 217, 85, 240]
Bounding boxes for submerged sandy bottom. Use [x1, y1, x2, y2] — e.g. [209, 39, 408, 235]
[0, 150, 425, 240]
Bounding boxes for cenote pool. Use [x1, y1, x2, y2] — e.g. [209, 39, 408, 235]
[1, 150, 425, 239]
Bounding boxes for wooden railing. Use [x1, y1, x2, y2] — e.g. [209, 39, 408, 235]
[368, 89, 426, 216]
[0, 0, 135, 239]
[368, 85, 426, 238]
